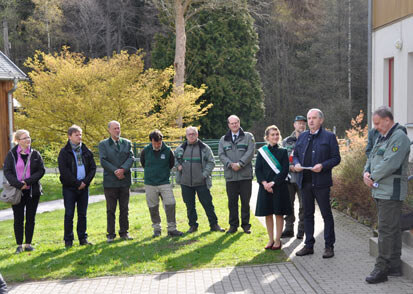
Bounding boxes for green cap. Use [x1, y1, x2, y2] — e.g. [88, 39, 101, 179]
[294, 115, 307, 122]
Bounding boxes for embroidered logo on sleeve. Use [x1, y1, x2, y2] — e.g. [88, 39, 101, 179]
[392, 145, 399, 152]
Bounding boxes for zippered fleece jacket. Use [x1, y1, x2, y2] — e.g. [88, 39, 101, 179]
[218, 128, 255, 182]
[174, 140, 215, 189]
[363, 123, 411, 201]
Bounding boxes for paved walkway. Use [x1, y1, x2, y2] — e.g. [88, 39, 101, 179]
[5, 183, 413, 293]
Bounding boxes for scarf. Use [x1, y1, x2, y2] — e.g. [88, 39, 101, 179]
[70, 141, 83, 166]
[16, 145, 31, 181]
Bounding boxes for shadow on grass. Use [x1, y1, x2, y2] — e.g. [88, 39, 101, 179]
[2, 230, 237, 282]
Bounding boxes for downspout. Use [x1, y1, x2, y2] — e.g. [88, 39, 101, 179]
[367, 0, 372, 127]
[7, 78, 18, 149]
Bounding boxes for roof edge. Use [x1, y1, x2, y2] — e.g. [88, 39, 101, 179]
[0, 51, 28, 80]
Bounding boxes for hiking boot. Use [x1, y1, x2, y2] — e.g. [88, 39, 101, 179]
[15, 246, 24, 254]
[107, 237, 115, 243]
[210, 224, 225, 232]
[295, 247, 314, 256]
[24, 244, 34, 251]
[366, 269, 388, 284]
[226, 226, 237, 234]
[187, 226, 198, 234]
[65, 241, 73, 248]
[120, 234, 133, 241]
[296, 231, 304, 239]
[388, 266, 402, 277]
[152, 230, 161, 238]
[281, 230, 294, 238]
[322, 247, 334, 259]
[168, 230, 183, 237]
[79, 239, 93, 246]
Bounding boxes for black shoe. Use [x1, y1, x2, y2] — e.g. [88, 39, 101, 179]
[24, 244, 34, 251]
[187, 226, 198, 234]
[153, 230, 161, 238]
[366, 269, 388, 284]
[120, 234, 133, 241]
[15, 246, 24, 254]
[388, 266, 403, 277]
[211, 224, 225, 232]
[226, 226, 237, 234]
[168, 230, 183, 237]
[79, 239, 93, 246]
[243, 227, 251, 234]
[322, 247, 334, 259]
[295, 247, 314, 256]
[281, 230, 294, 238]
[296, 231, 304, 239]
[65, 241, 73, 248]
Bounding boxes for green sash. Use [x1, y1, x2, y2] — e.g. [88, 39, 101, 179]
[258, 145, 282, 174]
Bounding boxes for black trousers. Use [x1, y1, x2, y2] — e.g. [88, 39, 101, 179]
[104, 187, 130, 238]
[12, 191, 40, 245]
[226, 180, 252, 229]
[63, 187, 89, 242]
[301, 181, 335, 249]
[181, 184, 218, 228]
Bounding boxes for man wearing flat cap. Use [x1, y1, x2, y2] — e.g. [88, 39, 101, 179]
[281, 115, 307, 239]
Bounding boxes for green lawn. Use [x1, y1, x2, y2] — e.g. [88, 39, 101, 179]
[0, 173, 143, 210]
[0, 178, 286, 283]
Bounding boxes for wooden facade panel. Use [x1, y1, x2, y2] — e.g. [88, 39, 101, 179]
[373, 0, 413, 29]
[0, 81, 12, 168]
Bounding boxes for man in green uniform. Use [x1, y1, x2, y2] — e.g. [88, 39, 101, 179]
[140, 130, 183, 238]
[281, 115, 306, 239]
[363, 106, 411, 284]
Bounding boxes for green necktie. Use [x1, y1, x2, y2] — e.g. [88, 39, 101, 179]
[116, 141, 120, 151]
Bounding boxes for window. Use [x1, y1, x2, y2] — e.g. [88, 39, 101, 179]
[383, 57, 394, 111]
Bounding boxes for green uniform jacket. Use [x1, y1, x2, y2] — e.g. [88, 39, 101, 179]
[142, 142, 172, 186]
[98, 137, 135, 188]
[363, 123, 411, 200]
[174, 140, 215, 189]
[218, 128, 255, 182]
[282, 131, 299, 184]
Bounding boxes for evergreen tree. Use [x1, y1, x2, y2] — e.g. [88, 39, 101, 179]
[152, 7, 263, 138]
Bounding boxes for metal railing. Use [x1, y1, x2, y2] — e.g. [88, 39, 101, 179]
[131, 140, 266, 183]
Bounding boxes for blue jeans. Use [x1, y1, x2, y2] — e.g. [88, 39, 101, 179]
[301, 181, 335, 249]
[63, 187, 89, 242]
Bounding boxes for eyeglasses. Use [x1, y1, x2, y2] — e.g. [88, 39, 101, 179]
[187, 133, 197, 136]
[19, 137, 31, 140]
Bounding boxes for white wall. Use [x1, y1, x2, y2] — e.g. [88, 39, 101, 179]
[372, 16, 413, 162]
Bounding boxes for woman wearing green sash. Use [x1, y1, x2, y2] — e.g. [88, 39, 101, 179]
[255, 125, 292, 250]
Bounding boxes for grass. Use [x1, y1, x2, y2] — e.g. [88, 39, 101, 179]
[0, 173, 143, 210]
[0, 178, 286, 283]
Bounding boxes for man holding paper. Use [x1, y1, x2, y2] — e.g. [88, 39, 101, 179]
[293, 109, 341, 259]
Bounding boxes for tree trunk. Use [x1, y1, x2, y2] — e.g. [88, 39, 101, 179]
[2, 19, 10, 57]
[174, 0, 186, 93]
[173, 0, 186, 128]
[105, 0, 112, 57]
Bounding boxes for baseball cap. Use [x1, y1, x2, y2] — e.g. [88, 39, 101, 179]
[294, 115, 307, 122]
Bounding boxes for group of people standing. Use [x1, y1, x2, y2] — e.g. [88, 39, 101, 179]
[2, 106, 411, 286]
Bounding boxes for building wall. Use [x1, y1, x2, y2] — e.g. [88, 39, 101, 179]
[373, 0, 413, 29]
[372, 15, 413, 162]
[0, 81, 12, 168]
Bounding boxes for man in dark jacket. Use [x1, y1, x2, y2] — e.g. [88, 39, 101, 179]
[140, 130, 183, 238]
[58, 125, 96, 248]
[99, 121, 135, 242]
[293, 109, 341, 259]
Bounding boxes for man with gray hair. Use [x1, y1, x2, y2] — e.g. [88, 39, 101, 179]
[175, 126, 225, 233]
[363, 106, 410, 284]
[293, 108, 341, 259]
[219, 115, 255, 234]
[99, 121, 135, 243]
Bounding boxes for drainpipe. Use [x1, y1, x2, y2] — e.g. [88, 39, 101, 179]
[367, 0, 372, 127]
[7, 78, 18, 149]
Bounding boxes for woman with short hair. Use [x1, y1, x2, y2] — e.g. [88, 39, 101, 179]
[255, 125, 292, 250]
[3, 130, 45, 253]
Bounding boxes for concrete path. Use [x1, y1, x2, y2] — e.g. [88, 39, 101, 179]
[0, 194, 106, 221]
[5, 183, 413, 293]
